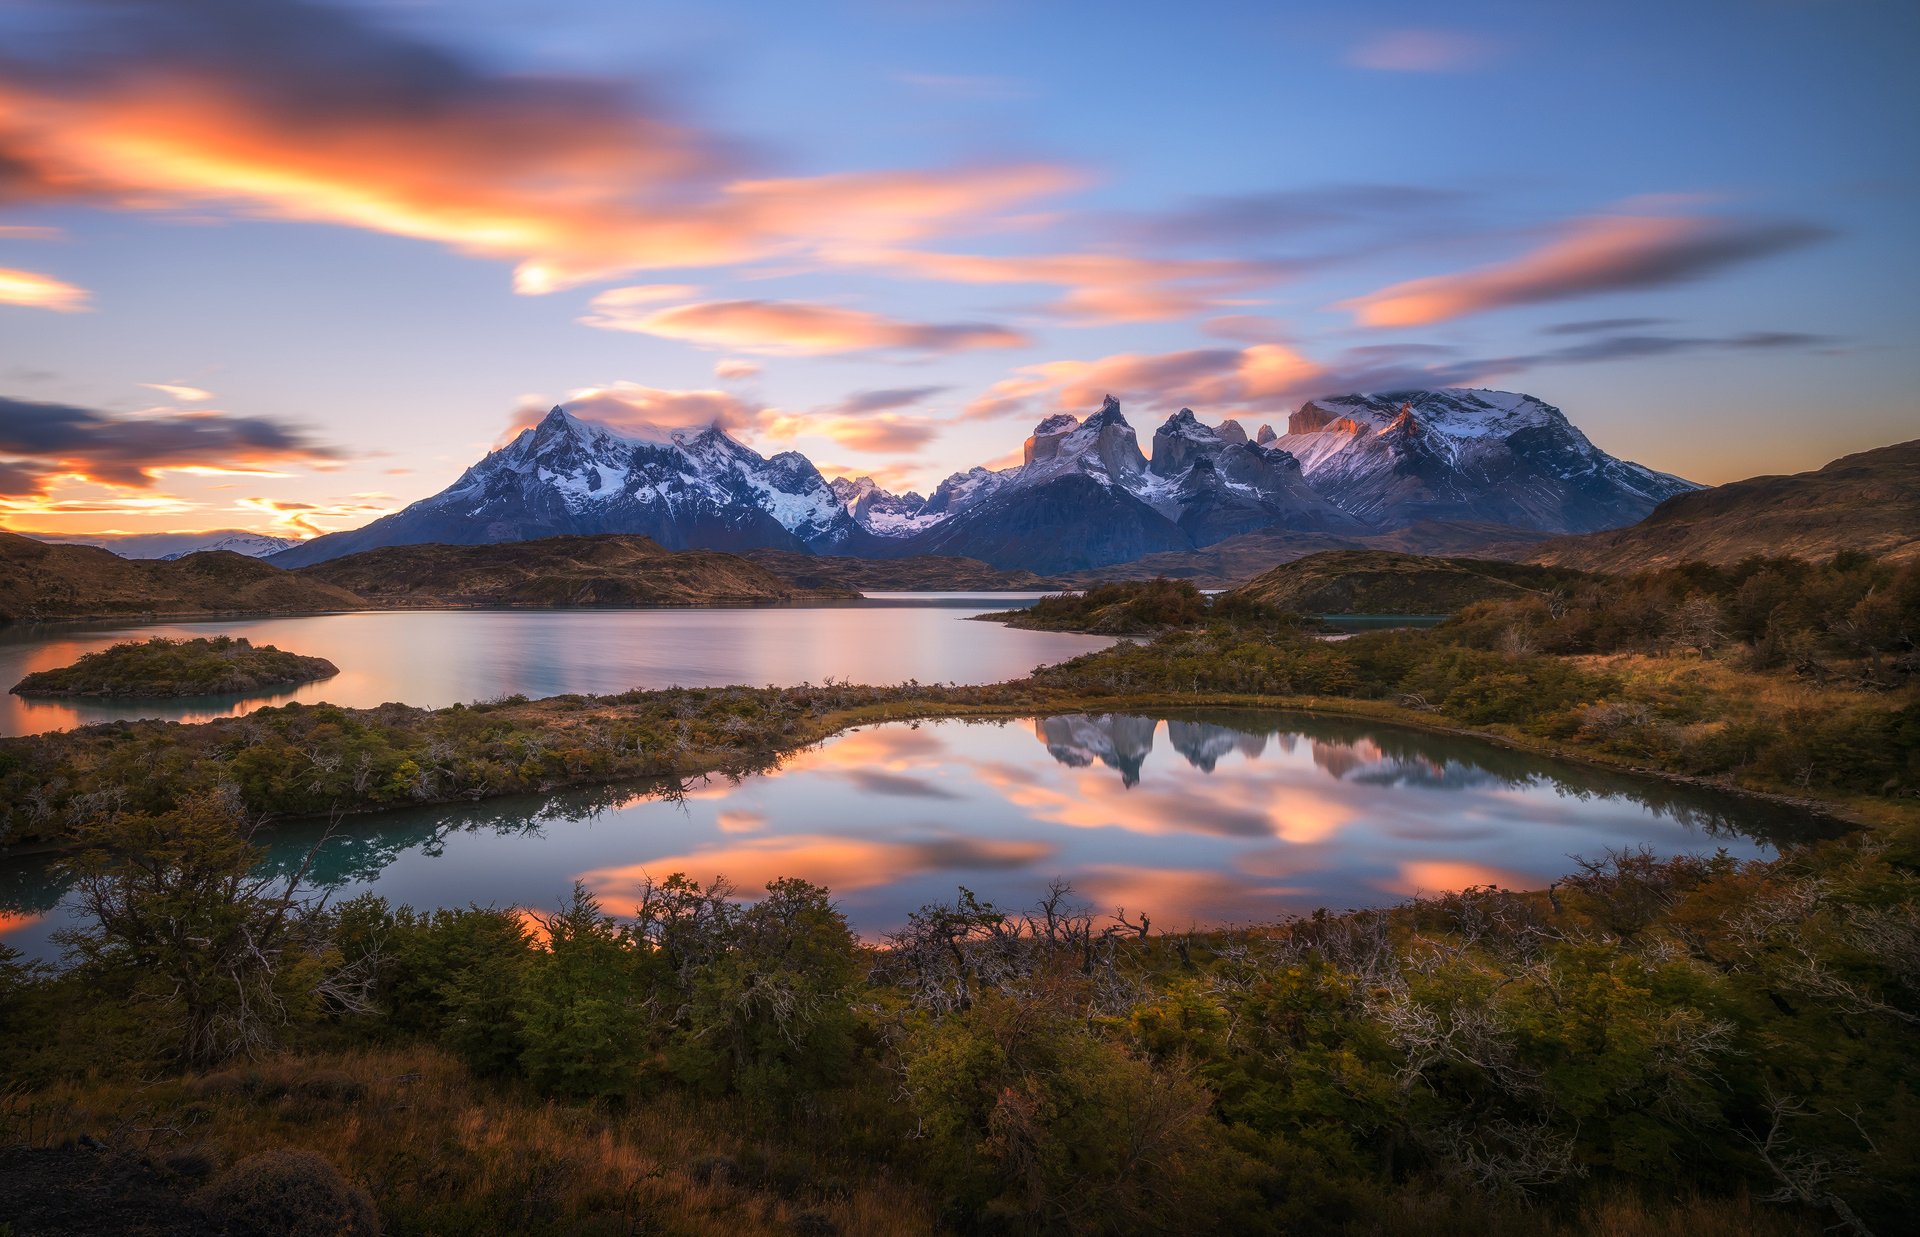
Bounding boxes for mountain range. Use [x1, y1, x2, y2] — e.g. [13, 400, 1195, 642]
[271, 388, 1696, 575]
[35, 530, 301, 560]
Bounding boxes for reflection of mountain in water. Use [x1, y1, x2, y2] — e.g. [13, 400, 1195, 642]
[1028, 710, 1833, 847]
[1033, 714, 1159, 787]
[1168, 720, 1266, 772]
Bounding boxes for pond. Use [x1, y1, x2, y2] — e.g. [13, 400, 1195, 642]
[0, 709, 1829, 961]
[0, 595, 1110, 737]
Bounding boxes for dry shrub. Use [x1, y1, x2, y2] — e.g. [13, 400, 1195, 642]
[195, 1147, 380, 1237]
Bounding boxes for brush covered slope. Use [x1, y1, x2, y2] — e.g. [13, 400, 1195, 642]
[297, 534, 857, 607]
[1524, 439, 1920, 572]
[742, 549, 1053, 591]
[1229, 550, 1593, 614]
[11, 635, 338, 698]
[0, 532, 366, 622]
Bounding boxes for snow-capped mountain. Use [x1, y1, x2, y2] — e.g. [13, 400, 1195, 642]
[40, 530, 300, 560]
[837, 397, 1362, 573]
[268, 388, 1694, 574]
[1266, 388, 1696, 533]
[272, 407, 868, 567]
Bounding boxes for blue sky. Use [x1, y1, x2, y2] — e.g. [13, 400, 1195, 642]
[0, 0, 1914, 537]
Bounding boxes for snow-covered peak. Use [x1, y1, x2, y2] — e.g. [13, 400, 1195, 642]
[1290, 388, 1567, 441]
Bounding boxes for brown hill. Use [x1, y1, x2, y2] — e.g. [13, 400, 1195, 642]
[299, 534, 857, 607]
[1228, 550, 1591, 615]
[1521, 440, 1920, 573]
[744, 549, 1054, 591]
[0, 532, 366, 622]
[1059, 521, 1554, 590]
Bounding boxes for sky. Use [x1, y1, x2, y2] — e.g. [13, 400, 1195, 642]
[0, 0, 1914, 539]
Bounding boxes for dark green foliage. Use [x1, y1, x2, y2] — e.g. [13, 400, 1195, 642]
[10, 634, 338, 698]
[987, 577, 1302, 634]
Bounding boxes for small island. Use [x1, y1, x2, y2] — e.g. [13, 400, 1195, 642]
[10, 635, 339, 698]
[974, 577, 1296, 634]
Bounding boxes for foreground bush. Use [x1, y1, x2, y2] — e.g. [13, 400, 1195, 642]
[194, 1148, 379, 1236]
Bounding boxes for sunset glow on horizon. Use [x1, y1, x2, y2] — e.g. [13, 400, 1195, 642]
[0, 0, 1914, 538]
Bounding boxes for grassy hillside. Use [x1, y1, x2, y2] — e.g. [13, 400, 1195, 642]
[0, 532, 366, 622]
[1524, 440, 1920, 572]
[11, 635, 338, 698]
[1057, 520, 1556, 588]
[297, 534, 857, 607]
[1229, 550, 1592, 614]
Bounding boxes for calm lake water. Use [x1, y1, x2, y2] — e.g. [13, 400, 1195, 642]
[0, 595, 1110, 737]
[0, 709, 1824, 962]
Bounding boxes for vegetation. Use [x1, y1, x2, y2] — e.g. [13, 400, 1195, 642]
[3, 787, 1915, 1234]
[979, 577, 1298, 634]
[1228, 550, 1592, 615]
[10, 635, 339, 698]
[298, 533, 857, 607]
[0, 530, 363, 623]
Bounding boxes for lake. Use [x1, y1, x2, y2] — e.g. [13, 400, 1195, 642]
[0, 709, 1825, 962]
[0, 595, 1111, 737]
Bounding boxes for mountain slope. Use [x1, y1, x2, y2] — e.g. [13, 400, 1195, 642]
[1229, 550, 1592, 615]
[272, 407, 868, 567]
[1268, 388, 1695, 534]
[298, 534, 855, 606]
[0, 533, 366, 621]
[1521, 439, 1920, 572]
[33, 529, 300, 560]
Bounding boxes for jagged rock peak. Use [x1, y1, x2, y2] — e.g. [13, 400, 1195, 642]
[1025, 412, 1082, 466]
[1085, 394, 1129, 427]
[1219, 418, 1248, 445]
[1256, 423, 1277, 445]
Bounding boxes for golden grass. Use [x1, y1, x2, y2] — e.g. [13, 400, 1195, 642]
[5, 1045, 937, 1236]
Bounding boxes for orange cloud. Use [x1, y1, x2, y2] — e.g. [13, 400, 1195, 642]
[0, 5, 1081, 294]
[713, 358, 762, 381]
[760, 411, 942, 454]
[965, 343, 1322, 421]
[1340, 213, 1828, 327]
[838, 246, 1286, 324]
[580, 296, 1028, 356]
[577, 834, 1056, 902]
[506, 383, 769, 441]
[0, 266, 88, 311]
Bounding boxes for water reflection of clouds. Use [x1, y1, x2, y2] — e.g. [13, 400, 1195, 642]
[2, 709, 1813, 960]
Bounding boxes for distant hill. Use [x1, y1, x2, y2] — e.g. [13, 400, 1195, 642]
[1228, 550, 1592, 615]
[1521, 440, 1920, 572]
[31, 529, 301, 560]
[1059, 521, 1555, 589]
[0, 532, 365, 622]
[297, 534, 857, 607]
[743, 550, 1054, 591]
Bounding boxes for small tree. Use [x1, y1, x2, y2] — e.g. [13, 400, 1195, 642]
[56, 786, 334, 1065]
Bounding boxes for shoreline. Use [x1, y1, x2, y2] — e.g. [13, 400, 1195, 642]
[0, 684, 1881, 865]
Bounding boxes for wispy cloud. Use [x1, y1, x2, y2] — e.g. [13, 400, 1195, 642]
[1339, 213, 1830, 327]
[1348, 29, 1499, 73]
[713, 359, 761, 381]
[838, 246, 1294, 324]
[580, 296, 1028, 356]
[0, 0, 1083, 294]
[965, 344, 1322, 422]
[141, 381, 215, 402]
[0, 267, 88, 311]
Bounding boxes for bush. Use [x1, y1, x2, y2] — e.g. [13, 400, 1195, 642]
[195, 1148, 380, 1236]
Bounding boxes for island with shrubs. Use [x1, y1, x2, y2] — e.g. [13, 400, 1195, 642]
[10, 635, 339, 699]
